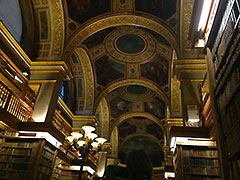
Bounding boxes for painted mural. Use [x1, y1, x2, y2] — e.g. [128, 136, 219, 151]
[66, 0, 111, 24]
[141, 54, 169, 86]
[127, 85, 147, 94]
[119, 121, 136, 140]
[116, 34, 145, 54]
[144, 97, 165, 120]
[82, 27, 116, 49]
[135, 0, 176, 21]
[94, 55, 125, 86]
[119, 136, 164, 167]
[146, 123, 164, 140]
[142, 27, 171, 47]
[109, 96, 131, 118]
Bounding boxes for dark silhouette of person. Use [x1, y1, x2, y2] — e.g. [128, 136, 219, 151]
[126, 149, 153, 180]
[104, 149, 153, 180]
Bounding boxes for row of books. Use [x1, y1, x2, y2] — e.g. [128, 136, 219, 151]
[42, 148, 55, 160]
[52, 167, 61, 179]
[0, 170, 25, 179]
[1, 147, 31, 155]
[36, 171, 51, 180]
[38, 164, 51, 175]
[183, 157, 219, 166]
[219, 91, 240, 136]
[182, 149, 218, 158]
[0, 155, 29, 162]
[40, 156, 53, 167]
[184, 166, 220, 175]
[184, 175, 221, 180]
[217, 58, 240, 111]
[3, 142, 35, 148]
[0, 162, 28, 170]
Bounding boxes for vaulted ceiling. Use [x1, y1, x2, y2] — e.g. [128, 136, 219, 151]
[2, 0, 206, 166]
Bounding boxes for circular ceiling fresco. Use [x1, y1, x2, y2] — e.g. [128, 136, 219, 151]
[116, 34, 145, 54]
[105, 27, 156, 63]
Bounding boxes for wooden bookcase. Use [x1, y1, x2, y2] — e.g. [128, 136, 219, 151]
[206, 0, 240, 179]
[0, 136, 57, 180]
[174, 145, 221, 180]
[52, 166, 62, 179]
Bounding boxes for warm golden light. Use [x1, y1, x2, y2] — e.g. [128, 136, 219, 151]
[71, 132, 83, 139]
[86, 133, 98, 140]
[66, 136, 74, 142]
[82, 125, 95, 133]
[77, 140, 85, 147]
[95, 137, 107, 145]
[91, 142, 99, 148]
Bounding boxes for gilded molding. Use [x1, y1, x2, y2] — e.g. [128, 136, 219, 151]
[94, 79, 170, 111]
[119, 133, 163, 150]
[100, 98, 109, 138]
[127, 64, 139, 79]
[118, 86, 156, 102]
[113, 0, 133, 13]
[0, 22, 31, 66]
[105, 27, 156, 64]
[64, 14, 179, 60]
[50, 0, 65, 56]
[58, 97, 98, 123]
[174, 59, 206, 64]
[110, 127, 118, 157]
[89, 44, 106, 61]
[75, 48, 94, 111]
[171, 79, 181, 115]
[156, 43, 172, 60]
[181, 0, 194, 51]
[110, 112, 166, 136]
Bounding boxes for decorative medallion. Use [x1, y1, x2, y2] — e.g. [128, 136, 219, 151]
[118, 85, 155, 102]
[105, 27, 156, 63]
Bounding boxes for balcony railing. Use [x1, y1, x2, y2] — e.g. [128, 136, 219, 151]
[0, 81, 33, 122]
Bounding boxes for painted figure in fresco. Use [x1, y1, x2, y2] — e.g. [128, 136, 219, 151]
[110, 97, 130, 118]
[141, 55, 169, 86]
[73, 0, 91, 14]
[144, 97, 165, 120]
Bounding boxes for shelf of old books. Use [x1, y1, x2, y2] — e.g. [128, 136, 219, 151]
[171, 136, 221, 180]
[0, 135, 57, 180]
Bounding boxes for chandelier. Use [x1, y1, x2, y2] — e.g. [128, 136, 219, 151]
[66, 125, 107, 160]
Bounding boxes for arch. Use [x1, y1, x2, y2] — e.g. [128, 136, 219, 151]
[94, 79, 170, 112]
[109, 112, 166, 139]
[99, 97, 110, 138]
[119, 133, 163, 150]
[75, 47, 94, 111]
[64, 14, 179, 60]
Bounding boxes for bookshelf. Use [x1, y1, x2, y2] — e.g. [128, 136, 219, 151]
[174, 145, 221, 180]
[205, 0, 240, 178]
[52, 166, 62, 179]
[0, 136, 57, 180]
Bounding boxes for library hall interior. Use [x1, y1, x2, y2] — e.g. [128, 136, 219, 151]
[0, 0, 240, 179]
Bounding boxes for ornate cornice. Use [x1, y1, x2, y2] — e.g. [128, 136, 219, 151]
[64, 14, 179, 60]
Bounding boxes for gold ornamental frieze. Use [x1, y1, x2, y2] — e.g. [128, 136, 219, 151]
[109, 112, 166, 135]
[94, 79, 170, 111]
[118, 86, 156, 102]
[64, 15, 179, 60]
[75, 48, 94, 110]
